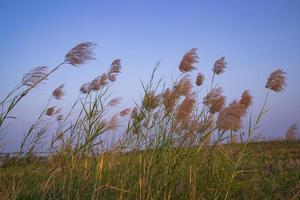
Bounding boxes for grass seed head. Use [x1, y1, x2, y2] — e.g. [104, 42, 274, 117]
[176, 95, 196, 125]
[203, 87, 226, 113]
[120, 108, 131, 117]
[108, 72, 117, 82]
[162, 88, 177, 112]
[175, 75, 193, 97]
[22, 66, 49, 87]
[216, 101, 247, 131]
[213, 57, 226, 75]
[108, 97, 122, 107]
[239, 90, 252, 108]
[52, 84, 65, 100]
[80, 82, 90, 94]
[108, 59, 122, 82]
[110, 59, 121, 73]
[266, 69, 287, 92]
[179, 48, 198, 73]
[196, 73, 205, 86]
[46, 106, 56, 116]
[90, 73, 108, 91]
[56, 114, 64, 122]
[90, 76, 102, 91]
[64, 42, 96, 66]
[99, 73, 108, 85]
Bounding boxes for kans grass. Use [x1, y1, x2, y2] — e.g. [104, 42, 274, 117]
[0, 42, 299, 200]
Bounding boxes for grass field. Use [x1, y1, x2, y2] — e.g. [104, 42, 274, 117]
[0, 140, 299, 199]
[0, 42, 298, 199]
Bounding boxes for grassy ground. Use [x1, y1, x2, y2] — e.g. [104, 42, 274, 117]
[246, 140, 300, 199]
[0, 140, 299, 200]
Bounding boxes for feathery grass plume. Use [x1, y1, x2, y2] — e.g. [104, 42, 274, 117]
[142, 91, 161, 111]
[120, 108, 131, 117]
[80, 82, 90, 94]
[106, 114, 119, 131]
[108, 73, 117, 82]
[239, 90, 252, 108]
[46, 107, 56, 116]
[203, 87, 226, 113]
[108, 97, 122, 107]
[108, 59, 122, 82]
[216, 101, 247, 131]
[196, 73, 205, 86]
[179, 48, 198, 73]
[176, 95, 195, 125]
[213, 57, 226, 75]
[52, 84, 65, 100]
[265, 69, 287, 92]
[100, 73, 108, 85]
[162, 88, 177, 112]
[64, 42, 96, 66]
[22, 66, 49, 87]
[285, 124, 298, 141]
[90, 76, 102, 91]
[56, 115, 64, 122]
[175, 75, 193, 97]
[110, 59, 121, 73]
[90, 73, 108, 91]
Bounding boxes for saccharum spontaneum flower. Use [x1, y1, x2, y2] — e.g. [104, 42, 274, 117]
[239, 90, 252, 108]
[175, 75, 193, 97]
[52, 84, 65, 100]
[90, 73, 108, 91]
[216, 90, 252, 131]
[176, 95, 196, 125]
[108, 59, 122, 82]
[22, 66, 49, 87]
[108, 97, 122, 107]
[216, 101, 246, 131]
[64, 42, 96, 66]
[265, 69, 287, 92]
[196, 73, 205, 86]
[46, 107, 56, 116]
[80, 82, 90, 94]
[57, 115, 64, 122]
[109, 59, 121, 73]
[179, 48, 198, 73]
[203, 87, 226, 113]
[120, 108, 131, 117]
[213, 57, 226, 75]
[162, 88, 177, 112]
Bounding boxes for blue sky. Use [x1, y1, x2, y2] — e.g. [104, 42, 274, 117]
[0, 0, 300, 151]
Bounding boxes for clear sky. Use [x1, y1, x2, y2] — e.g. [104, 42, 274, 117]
[0, 0, 300, 151]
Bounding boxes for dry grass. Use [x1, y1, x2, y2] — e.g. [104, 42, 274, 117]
[0, 42, 297, 200]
